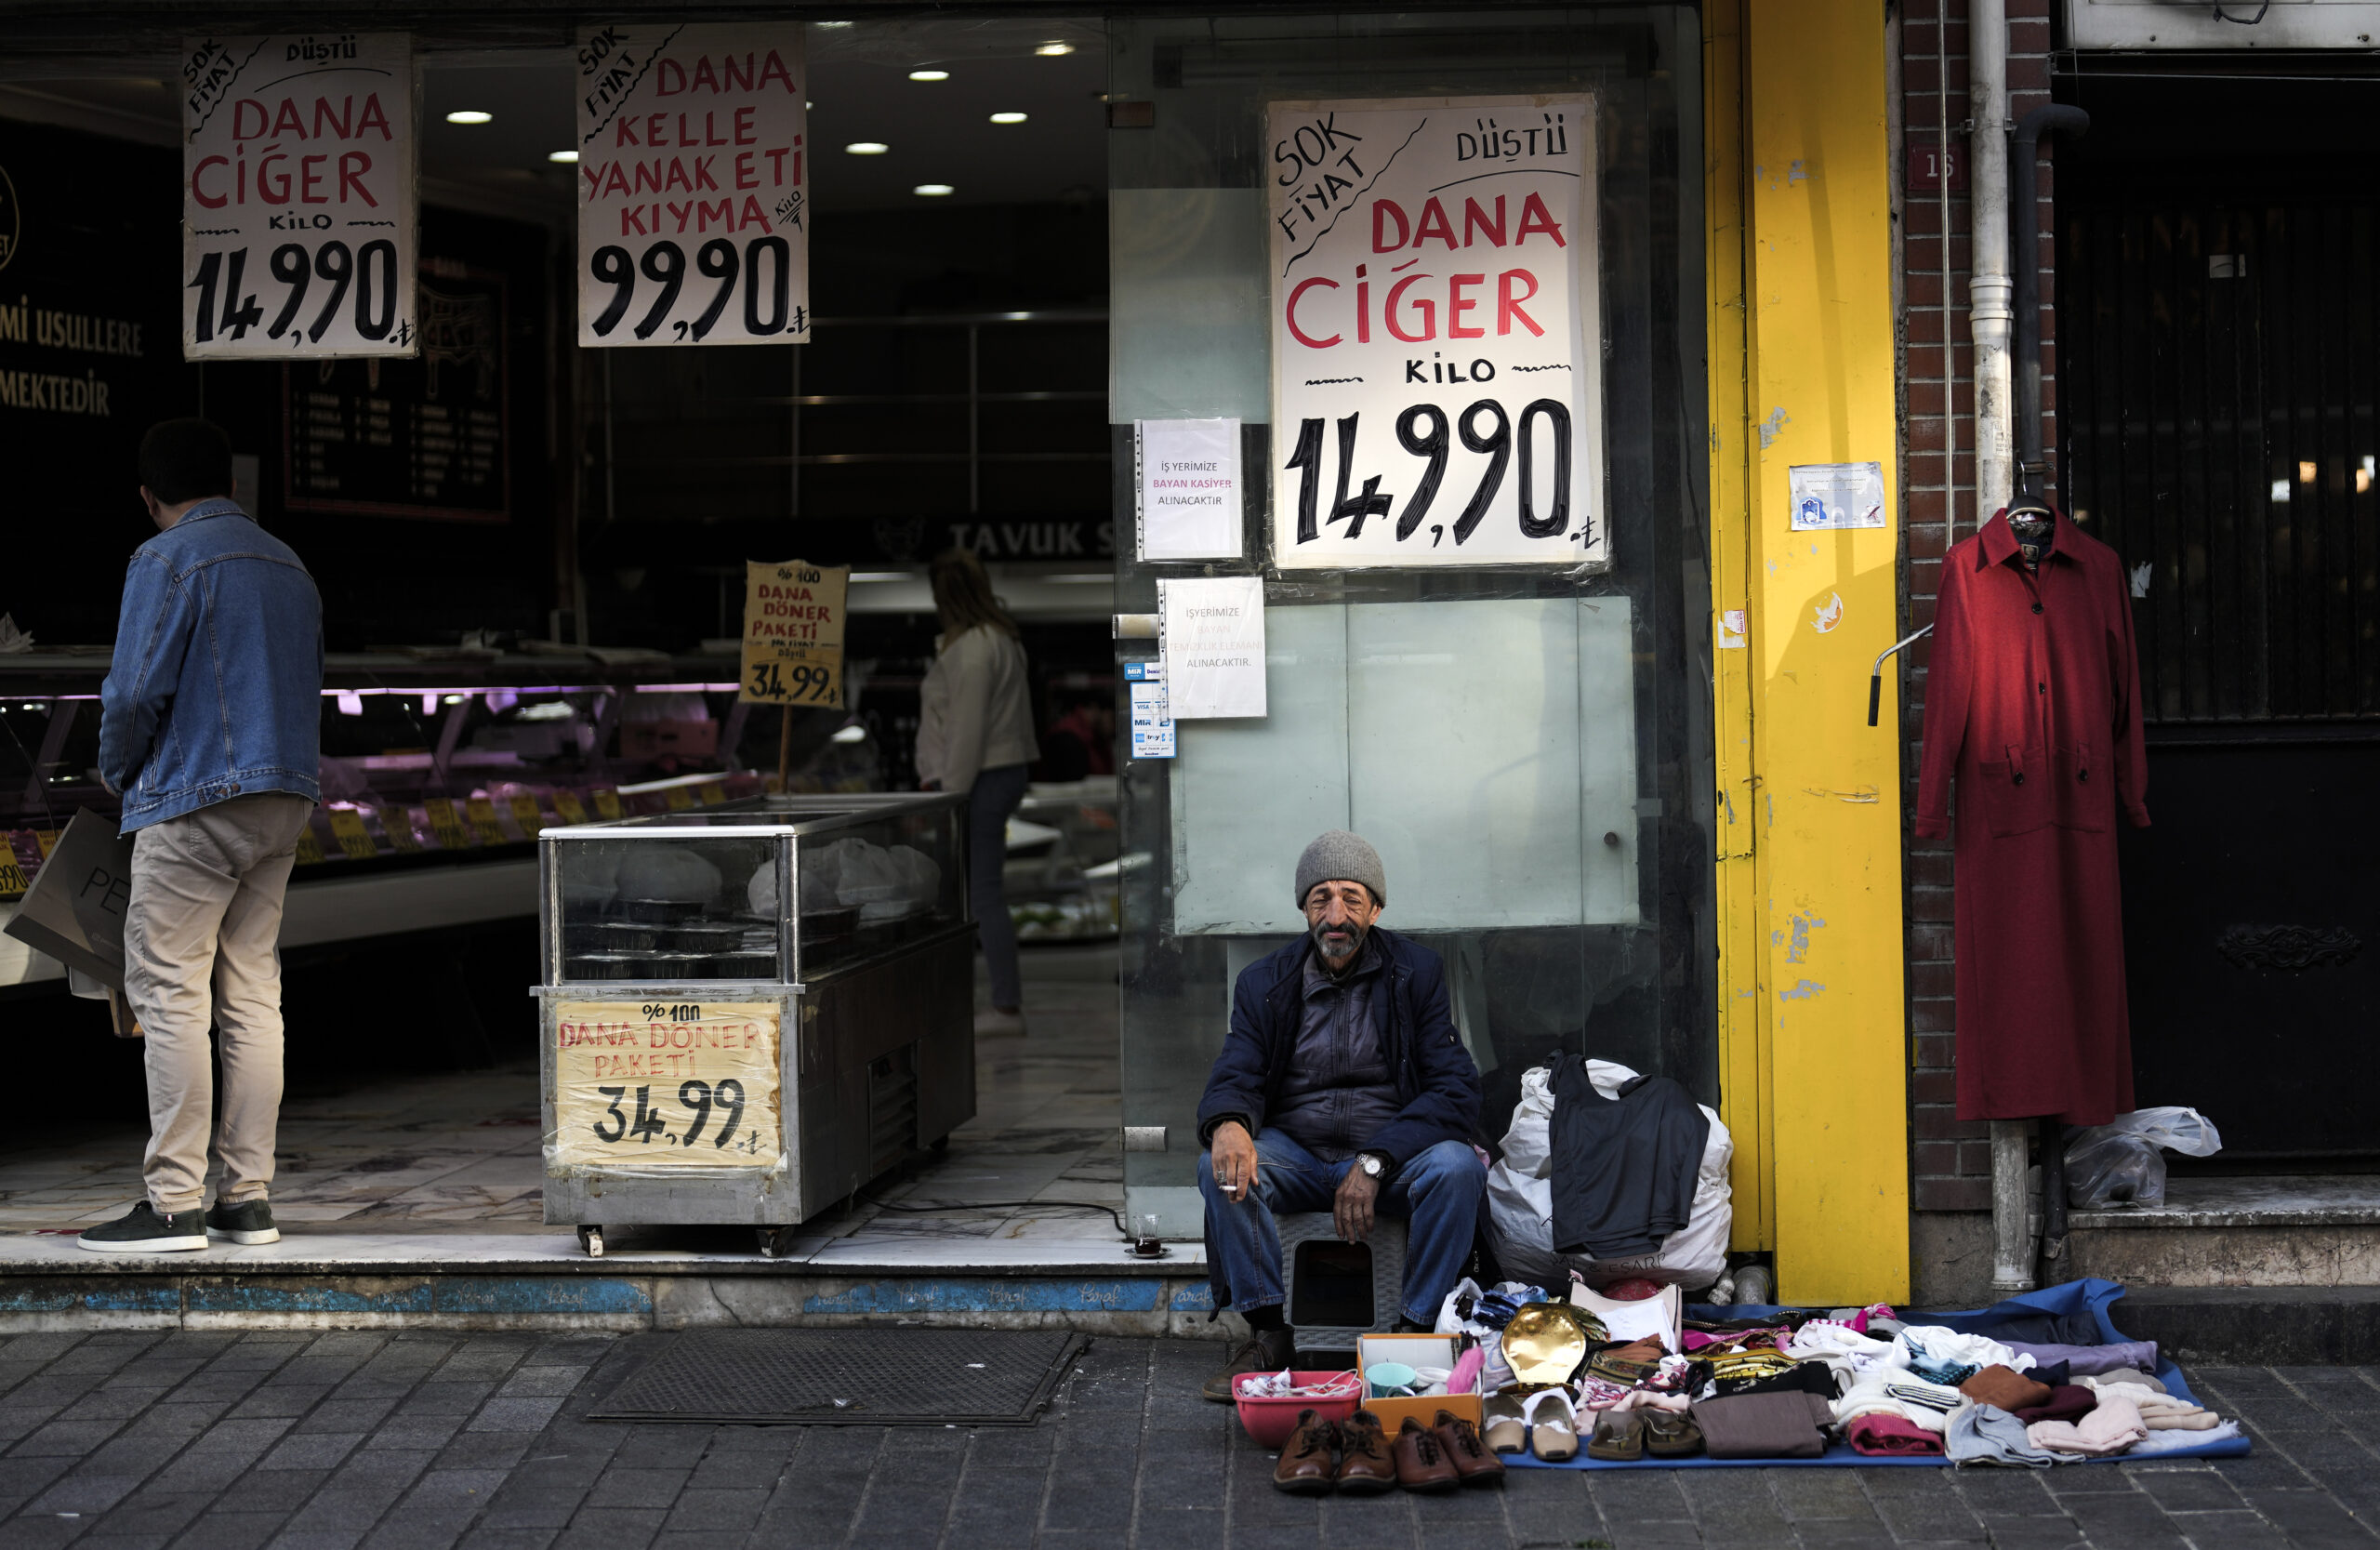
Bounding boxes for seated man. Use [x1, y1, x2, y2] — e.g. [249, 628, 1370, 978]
[1197, 829, 1487, 1401]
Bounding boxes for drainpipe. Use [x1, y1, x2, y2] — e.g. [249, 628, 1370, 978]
[1966, 0, 2035, 1299]
[2011, 105, 2090, 508]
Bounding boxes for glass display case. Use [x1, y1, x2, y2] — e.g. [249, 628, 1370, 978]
[535, 792, 976, 1253]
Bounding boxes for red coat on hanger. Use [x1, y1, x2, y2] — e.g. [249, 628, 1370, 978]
[1915, 509, 2149, 1125]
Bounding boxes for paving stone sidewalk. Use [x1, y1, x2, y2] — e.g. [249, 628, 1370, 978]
[0, 1329, 2373, 1550]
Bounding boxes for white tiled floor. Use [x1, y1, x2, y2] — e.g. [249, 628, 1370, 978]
[0, 943, 1127, 1260]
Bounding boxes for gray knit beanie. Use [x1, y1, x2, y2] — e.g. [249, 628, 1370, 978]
[1294, 829, 1386, 907]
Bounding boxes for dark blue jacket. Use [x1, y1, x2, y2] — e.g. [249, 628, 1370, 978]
[99, 500, 323, 831]
[1197, 926, 1482, 1172]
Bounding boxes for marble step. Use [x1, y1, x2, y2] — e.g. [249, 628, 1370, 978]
[2066, 1175, 2380, 1289]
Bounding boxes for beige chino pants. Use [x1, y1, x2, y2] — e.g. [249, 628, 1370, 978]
[122, 792, 314, 1214]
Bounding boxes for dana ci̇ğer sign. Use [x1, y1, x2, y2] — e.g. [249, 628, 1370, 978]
[575, 23, 809, 347]
[1267, 96, 1607, 570]
[180, 33, 419, 359]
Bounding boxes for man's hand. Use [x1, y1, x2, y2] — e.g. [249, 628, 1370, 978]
[1334, 1164, 1379, 1243]
[1210, 1120, 1259, 1203]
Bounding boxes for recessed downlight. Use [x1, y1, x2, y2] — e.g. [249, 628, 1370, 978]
[446, 110, 493, 125]
[549, 150, 579, 164]
[908, 69, 950, 82]
[845, 141, 890, 155]
[1035, 42, 1075, 56]
[913, 183, 955, 197]
[989, 112, 1027, 125]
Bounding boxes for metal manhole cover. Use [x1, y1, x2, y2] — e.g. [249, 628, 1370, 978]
[590, 1328, 1089, 1426]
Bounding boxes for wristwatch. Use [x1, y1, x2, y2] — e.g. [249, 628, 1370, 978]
[1357, 1153, 1387, 1180]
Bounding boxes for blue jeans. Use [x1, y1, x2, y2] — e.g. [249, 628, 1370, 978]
[1198, 1129, 1486, 1327]
[968, 762, 1030, 1010]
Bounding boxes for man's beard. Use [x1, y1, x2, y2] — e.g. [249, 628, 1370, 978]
[1311, 918, 1366, 966]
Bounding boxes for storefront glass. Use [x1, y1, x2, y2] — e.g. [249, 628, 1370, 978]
[1104, 7, 1713, 1233]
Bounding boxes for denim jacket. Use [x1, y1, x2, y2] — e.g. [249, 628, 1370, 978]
[99, 499, 323, 832]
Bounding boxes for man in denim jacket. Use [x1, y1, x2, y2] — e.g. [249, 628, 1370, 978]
[80, 419, 323, 1254]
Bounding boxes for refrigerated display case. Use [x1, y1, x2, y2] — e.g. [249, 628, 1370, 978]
[534, 792, 974, 1255]
[1005, 777, 1119, 943]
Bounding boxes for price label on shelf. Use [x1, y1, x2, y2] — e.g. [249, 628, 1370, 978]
[698, 782, 727, 806]
[590, 788, 625, 821]
[509, 794, 547, 837]
[325, 807, 377, 861]
[0, 850, 28, 900]
[293, 826, 327, 866]
[377, 806, 421, 851]
[549, 1000, 782, 1172]
[552, 790, 589, 826]
[664, 785, 695, 812]
[423, 798, 473, 849]
[463, 797, 508, 845]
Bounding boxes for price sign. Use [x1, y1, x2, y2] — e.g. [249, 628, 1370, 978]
[325, 807, 377, 860]
[180, 33, 419, 360]
[509, 794, 547, 837]
[423, 797, 472, 849]
[293, 826, 327, 866]
[698, 782, 727, 806]
[574, 24, 808, 348]
[591, 788, 625, 821]
[464, 796, 508, 844]
[549, 1000, 782, 1172]
[738, 558, 846, 709]
[552, 790, 589, 826]
[377, 806, 421, 851]
[664, 785, 695, 812]
[0, 850, 28, 901]
[1267, 96, 1606, 569]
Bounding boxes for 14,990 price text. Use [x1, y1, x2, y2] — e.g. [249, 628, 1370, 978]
[188, 240, 408, 347]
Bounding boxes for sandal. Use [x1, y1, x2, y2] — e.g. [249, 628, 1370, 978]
[1586, 1410, 1646, 1463]
[1481, 1391, 1527, 1454]
[1643, 1411, 1704, 1458]
[1522, 1387, 1580, 1463]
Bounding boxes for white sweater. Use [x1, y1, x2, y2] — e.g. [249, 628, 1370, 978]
[915, 625, 1038, 795]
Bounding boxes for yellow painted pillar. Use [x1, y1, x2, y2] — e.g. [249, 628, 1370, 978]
[1711, 0, 1911, 1304]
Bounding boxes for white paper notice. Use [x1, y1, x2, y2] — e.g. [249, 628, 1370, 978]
[1124, 659, 1173, 759]
[1137, 419, 1242, 561]
[1788, 462, 1887, 530]
[1159, 576, 1266, 720]
[1268, 96, 1606, 569]
[180, 34, 418, 360]
[575, 23, 808, 347]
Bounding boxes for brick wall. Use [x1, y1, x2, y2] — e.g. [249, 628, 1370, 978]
[1899, 0, 2056, 1213]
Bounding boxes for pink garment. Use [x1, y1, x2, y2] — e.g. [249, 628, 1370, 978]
[1572, 1378, 1635, 1411]
[1846, 1304, 1897, 1334]
[1847, 1413, 1944, 1457]
[2028, 1396, 2149, 1457]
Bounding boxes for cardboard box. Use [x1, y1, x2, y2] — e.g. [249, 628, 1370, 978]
[1355, 1332, 1483, 1434]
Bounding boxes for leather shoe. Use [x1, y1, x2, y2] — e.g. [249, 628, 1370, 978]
[1433, 1408, 1505, 1486]
[1201, 1325, 1295, 1403]
[1271, 1409, 1338, 1494]
[1392, 1415, 1461, 1492]
[1334, 1410, 1397, 1494]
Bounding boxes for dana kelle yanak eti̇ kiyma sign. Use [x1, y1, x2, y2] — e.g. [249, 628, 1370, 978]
[574, 23, 808, 347]
[180, 33, 419, 359]
[1268, 96, 1607, 569]
[739, 559, 847, 709]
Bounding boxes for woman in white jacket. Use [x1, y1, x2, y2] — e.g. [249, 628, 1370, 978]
[916, 550, 1040, 1035]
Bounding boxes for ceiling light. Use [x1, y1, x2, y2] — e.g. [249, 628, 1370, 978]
[908, 69, 949, 82]
[913, 183, 955, 197]
[1035, 42, 1075, 56]
[815, 20, 854, 26]
[445, 110, 493, 126]
[844, 141, 890, 155]
[548, 150, 579, 164]
[989, 111, 1027, 125]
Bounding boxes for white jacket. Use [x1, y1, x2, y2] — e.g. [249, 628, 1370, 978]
[916, 624, 1038, 795]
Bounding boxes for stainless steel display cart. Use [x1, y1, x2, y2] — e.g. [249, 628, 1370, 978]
[536, 792, 975, 1256]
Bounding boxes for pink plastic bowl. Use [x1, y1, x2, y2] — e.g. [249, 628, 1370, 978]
[1233, 1370, 1362, 1449]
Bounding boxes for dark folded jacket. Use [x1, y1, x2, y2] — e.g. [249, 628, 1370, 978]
[1690, 1391, 1834, 1460]
[1549, 1061, 1708, 1258]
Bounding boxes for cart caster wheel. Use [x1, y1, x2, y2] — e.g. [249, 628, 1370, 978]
[931, 1135, 950, 1154]
[759, 1225, 800, 1259]
[578, 1225, 603, 1258]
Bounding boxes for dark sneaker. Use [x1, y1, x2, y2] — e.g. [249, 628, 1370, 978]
[78, 1201, 206, 1253]
[1201, 1324, 1297, 1403]
[205, 1199, 280, 1246]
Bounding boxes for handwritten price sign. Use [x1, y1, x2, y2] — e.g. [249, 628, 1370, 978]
[738, 558, 846, 709]
[549, 1000, 782, 1172]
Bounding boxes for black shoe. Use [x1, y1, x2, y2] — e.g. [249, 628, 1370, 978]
[205, 1199, 280, 1245]
[1201, 1324, 1298, 1403]
[78, 1201, 206, 1253]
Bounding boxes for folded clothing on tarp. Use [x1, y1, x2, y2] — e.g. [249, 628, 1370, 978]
[1848, 1413, 1943, 1457]
[1692, 1391, 1834, 1459]
[1946, 1404, 2060, 1468]
[2011, 1384, 2097, 1425]
[2005, 1339, 2159, 1376]
[1961, 1365, 2053, 1412]
[2030, 1397, 2149, 1457]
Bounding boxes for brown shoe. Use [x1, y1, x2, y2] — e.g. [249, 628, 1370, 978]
[1334, 1410, 1398, 1494]
[1201, 1325, 1296, 1403]
[1433, 1409, 1506, 1486]
[1271, 1409, 1339, 1494]
[1392, 1415, 1461, 1492]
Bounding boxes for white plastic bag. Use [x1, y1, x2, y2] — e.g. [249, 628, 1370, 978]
[2103, 1106, 2222, 1157]
[2063, 1106, 2221, 1211]
[1486, 1060, 1733, 1292]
